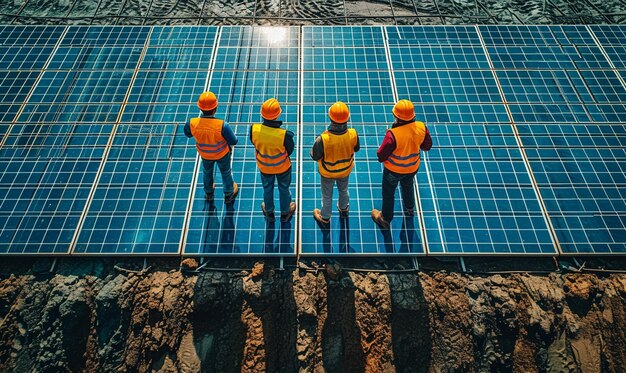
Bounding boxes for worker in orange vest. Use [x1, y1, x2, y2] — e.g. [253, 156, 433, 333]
[372, 99, 432, 229]
[184, 91, 239, 204]
[250, 98, 296, 223]
[310, 101, 360, 227]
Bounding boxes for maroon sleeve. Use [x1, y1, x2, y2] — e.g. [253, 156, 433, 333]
[420, 127, 433, 151]
[377, 131, 396, 162]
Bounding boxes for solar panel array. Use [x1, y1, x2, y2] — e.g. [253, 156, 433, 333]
[0, 25, 624, 256]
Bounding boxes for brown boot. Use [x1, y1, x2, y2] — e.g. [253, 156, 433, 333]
[371, 209, 390, 230]
[280, 202, 296, 222]
[224, 182, 238, 204]
[262, 202, 275, 223]
[313, 209, 330, 227]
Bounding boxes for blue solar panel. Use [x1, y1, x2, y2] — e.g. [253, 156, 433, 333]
[387, 26, 481, 45]
[0, 26, 65, 46]
[49, 46, 144, 70]
[61, 26, 150, 46]
[1, 24, 625, 256]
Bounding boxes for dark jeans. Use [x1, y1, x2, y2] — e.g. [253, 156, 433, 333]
[260, 168, 292, 215]
[382, 168, 416, 222]
[202, 152, 234, 195]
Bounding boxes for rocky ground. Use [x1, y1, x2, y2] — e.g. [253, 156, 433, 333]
[0, 257, 624, 372]
[1, 0, 625, 25]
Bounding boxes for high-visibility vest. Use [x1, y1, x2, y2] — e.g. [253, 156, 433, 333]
[251, 124, 291, 174]
[318, 128, 357, 179]
[383, 121, 426, 174]
[190, 117, 229, 160]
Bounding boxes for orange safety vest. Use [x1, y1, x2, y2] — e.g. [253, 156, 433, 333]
[190, 117, 229, 160]
[383, 121, 426, 174]
[318, 128, 358, 179]
[251, 124, 291, 174]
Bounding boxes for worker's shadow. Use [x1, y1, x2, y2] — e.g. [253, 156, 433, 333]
[378, 225, 394, 253]
[317, 216, 353, 254]
[219, 203, 238, 253]
[399, 215, 418, 253]
[202, 202, 220, 253]
[264, 219, 292, 254]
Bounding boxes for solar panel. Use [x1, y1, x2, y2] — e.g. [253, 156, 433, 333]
[184, 26, 299, 256]
[73, 27, 218, 254]
[299, 26, 425, 255]
[0, 24, 625, 256]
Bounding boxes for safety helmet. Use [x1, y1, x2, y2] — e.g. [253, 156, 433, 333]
[261, 98, 282, 120]
[197, 91, 218, 111]
[392, 99, 415, 121]
[328, 101, 350, 123]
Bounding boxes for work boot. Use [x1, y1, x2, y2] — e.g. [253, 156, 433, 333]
[224, 182, 239, 204]
[280, 202, 297, 222]
[404, 208, 415, 217]
[371, 209, 390, 230]
[205, 183, 216, 201]
[261, 202, 276, 223]
[337, 203, 349, 219]
[313, 209, 330, 227]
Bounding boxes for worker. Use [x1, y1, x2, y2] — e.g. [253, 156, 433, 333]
[184, 91, 239, 204]
[372, 99, 432, 229]
[310, 101, 360, 227]
[250, 98, 296, 223]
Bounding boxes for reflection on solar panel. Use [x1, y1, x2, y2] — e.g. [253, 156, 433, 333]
[0, 25, 624, 256]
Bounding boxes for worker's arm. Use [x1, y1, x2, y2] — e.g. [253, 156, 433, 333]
[310, 136, 324, 161]
[221, 122, 238, 146]
[420, 127, 432, 151]
[284, 130, 295, 156]
[376, 131, 396, 162]
[183, 121, 193, 138]
[354, 133, 361, 152]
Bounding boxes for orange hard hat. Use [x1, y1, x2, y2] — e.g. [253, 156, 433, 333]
[261, 98, 282, 120]
[392, 99, 415, 121]
[198, 91, 218, 111]
[328, 101, 350, 123]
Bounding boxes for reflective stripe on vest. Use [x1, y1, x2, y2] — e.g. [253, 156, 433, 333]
[190, 117, 229, 160]
[318, 128, 357, 179]
[383, 121, 426, 174]
[251, 123, 291, 174]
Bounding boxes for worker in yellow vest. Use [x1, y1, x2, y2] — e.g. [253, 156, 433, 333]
[250, 98, 296, 223]
[184, 91, 239, 204]
[310, 101, 360, 227]
[372, 99, 432, 229]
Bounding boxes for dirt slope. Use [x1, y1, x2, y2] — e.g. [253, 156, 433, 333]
[0, 262, 624, 372]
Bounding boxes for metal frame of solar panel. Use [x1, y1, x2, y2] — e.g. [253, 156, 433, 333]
[0, 25, 624, 256]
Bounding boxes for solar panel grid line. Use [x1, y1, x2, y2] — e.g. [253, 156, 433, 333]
[587, 25, 626, 96]
[69, 27, 154, 255]
[179, 27, 222, 255]
[0, 27, 69, 150]
[296, 25, 304, 259]
[475, 24, 561, 255]
[382, 25, 429, 256]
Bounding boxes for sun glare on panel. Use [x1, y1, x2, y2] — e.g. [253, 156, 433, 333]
[259, 26, 288, 45]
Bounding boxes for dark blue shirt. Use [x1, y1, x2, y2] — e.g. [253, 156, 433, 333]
[184, 114, 238, 146]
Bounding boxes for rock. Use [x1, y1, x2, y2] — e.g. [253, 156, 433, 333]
[325, 263, 342, 280]
[250, 262, 264, 279]
[180, 259, 198, 271]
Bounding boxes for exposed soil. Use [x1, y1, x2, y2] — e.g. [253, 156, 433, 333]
[0, 258, 624, 372]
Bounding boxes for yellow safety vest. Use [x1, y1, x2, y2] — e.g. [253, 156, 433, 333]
[190, 117, 229, 160]
[251, 124, 291, 174]
[384, 121, 426, 174]
[318, 128, 357, 179]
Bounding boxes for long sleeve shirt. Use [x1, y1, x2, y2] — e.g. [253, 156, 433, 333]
[183, 114, 238, 146]
[249, 119, 295, 156]
[377, 122, 432, 162]
[310, 122, 361, 161]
